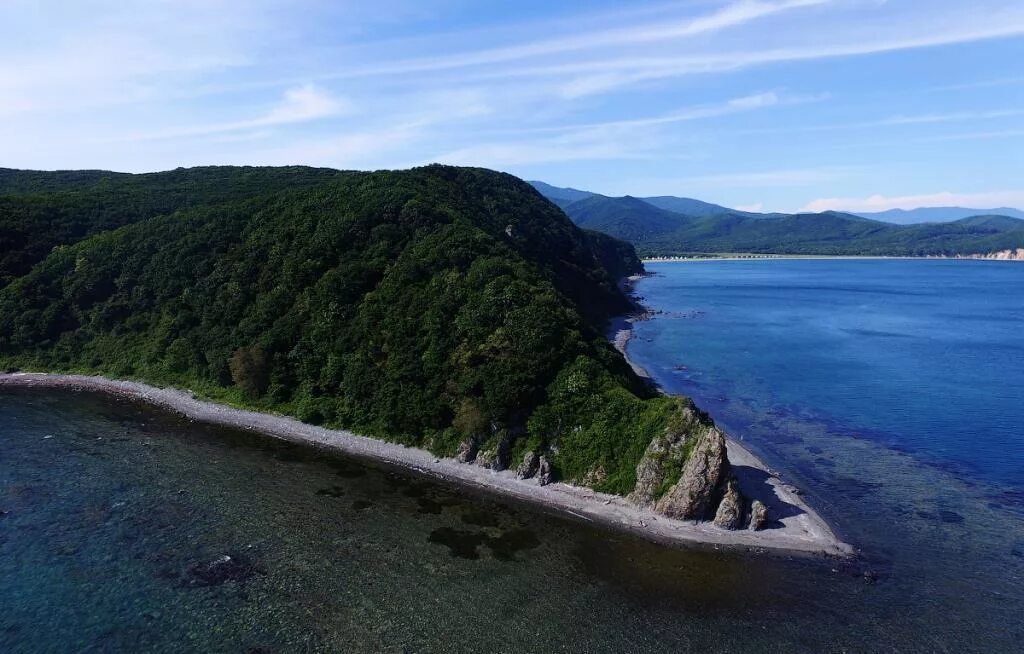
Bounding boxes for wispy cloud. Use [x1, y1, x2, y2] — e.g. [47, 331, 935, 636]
[449, 4, 1024, 96]
[104, 84, 348, 143]
[314, 0, 828, 81]
[428, 91, 815, 167]
[734, 108, 1024, 135]
[801, 191, 1024, 213]
[927, 76, 1024, 92]
[679, 168, 848, 188]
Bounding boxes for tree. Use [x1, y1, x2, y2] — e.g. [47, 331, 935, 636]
[229, 346, 270, 398]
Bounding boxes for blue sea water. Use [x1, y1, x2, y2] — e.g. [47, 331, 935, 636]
[629, 259, 1024, 492]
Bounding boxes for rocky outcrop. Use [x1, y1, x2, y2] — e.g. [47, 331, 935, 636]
[654, 426, 730, 520]
[517, 452, 540, 479]
[492, 434, 512, 472]
[582, 463, 607, 487]
[628, 409, 697, 506]
[629, 400, 749, 529]
[749, 500, 769, 531]
[455, 438, 478, 463]
[474, 447, 495, 468]
[536, 456, 555, 486]
[470, 433, 512, 470]
[712, 475, 745, 530]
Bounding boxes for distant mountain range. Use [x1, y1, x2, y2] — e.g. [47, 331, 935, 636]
[530, 182, 1024, 257]
[854, 206, 1024, 224]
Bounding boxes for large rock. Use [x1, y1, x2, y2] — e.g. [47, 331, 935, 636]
[536, 456, 555, 486]
[455, 438, 478, 463]
[517, 452, 540, 479]
[492, 434, 512, 472]
[628, 406, 699, 506]
[712, 475, 746, 530]
[474, 448, 495, 468]
[628, 399, 747, 527]
[749, 500, 769, 531]
[654, 426, 730, 520]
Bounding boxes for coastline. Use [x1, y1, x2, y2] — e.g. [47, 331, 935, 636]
[642, 254, 1024, 263]
[0, 372, 852, 558]
[608, 275, 853, 559]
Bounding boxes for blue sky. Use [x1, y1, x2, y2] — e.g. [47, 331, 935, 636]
[1, 0, 1022, 212]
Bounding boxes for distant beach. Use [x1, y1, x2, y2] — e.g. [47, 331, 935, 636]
[0, 372, 852, 558]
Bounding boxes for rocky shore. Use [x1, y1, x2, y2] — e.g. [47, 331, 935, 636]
[607, 277, 852, 550]
[0, 373, 852, 557]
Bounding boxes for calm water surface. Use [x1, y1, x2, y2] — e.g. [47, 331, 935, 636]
[1, 259, 1023, 652]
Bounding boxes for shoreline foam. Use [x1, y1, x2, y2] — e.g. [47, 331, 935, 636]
[0, 372, 852, 558]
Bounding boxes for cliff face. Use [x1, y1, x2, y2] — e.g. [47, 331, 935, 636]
[960, 248, 1024, 261]
[629, 400, 753, 530]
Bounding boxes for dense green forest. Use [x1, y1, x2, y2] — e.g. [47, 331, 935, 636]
[0, 165, 694, 496]
[532, 184, 1024, 257]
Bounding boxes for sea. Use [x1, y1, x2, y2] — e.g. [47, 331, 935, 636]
[2, 258, 1022, 652]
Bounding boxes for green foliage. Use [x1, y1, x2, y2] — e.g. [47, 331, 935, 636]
[0, 164, 674, 496]
[528, 357, 677, 495]
[229, 346, 271, 398]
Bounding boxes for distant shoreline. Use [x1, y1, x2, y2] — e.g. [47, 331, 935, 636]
[0, 372, 852, 558]
[642, 254, 1024, 263]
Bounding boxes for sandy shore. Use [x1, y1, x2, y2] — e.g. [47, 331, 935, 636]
[0, 372, 852, 558]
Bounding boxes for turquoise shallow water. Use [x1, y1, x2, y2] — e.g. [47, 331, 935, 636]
[1, 259, 1023, 651]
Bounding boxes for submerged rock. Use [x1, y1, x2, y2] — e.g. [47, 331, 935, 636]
[537, 456, 555, 486]
[184, 553, 258, 587]
[712, 476, 746, 530]
[517, 452, 540, 479]
[749, 500, 769, 531]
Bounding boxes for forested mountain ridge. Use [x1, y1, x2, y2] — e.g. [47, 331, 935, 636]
[532, 183, 1024, 256]
[0, 166, 346, 285]
[0, 165, 742, 519]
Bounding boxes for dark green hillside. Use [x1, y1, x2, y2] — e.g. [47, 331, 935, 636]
[0, 165, 683, 495]
[639, 211, 1024, 257]
[562, 195, 690, 242]
[0, 166, 344, 285]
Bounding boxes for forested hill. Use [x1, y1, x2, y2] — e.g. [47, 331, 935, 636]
[532, 183, 1024, 257]
[0, 165, 730, 503]
[0, 166, 346, 285]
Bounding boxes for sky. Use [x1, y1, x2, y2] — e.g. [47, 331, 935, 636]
[1, 0, 1022, 213]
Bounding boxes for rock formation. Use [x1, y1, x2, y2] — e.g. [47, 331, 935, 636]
[455, 438, 478, 463]
[654, 426, 730, 520]
[517, 452, 539, 479]
[749, 500, 769, 531]
[629, 400, 750, 528]
[712, 475, 745, 530]
[537, 456, 555, 486]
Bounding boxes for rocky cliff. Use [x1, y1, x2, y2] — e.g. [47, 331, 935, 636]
[629, 399, 757, 530]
